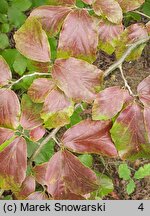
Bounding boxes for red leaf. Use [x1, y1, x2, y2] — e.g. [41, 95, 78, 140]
[117, 0, 145, 12]
[0, 89, 20, 129]
[92, 87, 128, 120]
[146, 21, 150, 35]
[58, 9, 98, 63]
[111, 103, 149, 159]
[20, 94, 43, 130]
[0, 128, 14, 145]
[144, 107, 150, 142]
[93, 0, 123, 24]
[0, 136, 27, 190]
[82, 0, 94, 4]
[62, 119, 118, 157]
[30, 6, 72, 37]
[0, 56, 12, 87]
[15, 176, 35, 199]
[137, 75, 150, 107]
[52, 58, 103, 103]
[30, 125, 46, 141]
[14, 17, 50, 62]
[28, 78, 55, 103]
[41, 88, 74, 129]
[26, 192, 49, 200]
[34, 150, 98, 199]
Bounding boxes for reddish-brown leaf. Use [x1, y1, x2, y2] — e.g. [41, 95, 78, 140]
[92, 87, 129, 120]
[20, 94, 43, 130]
[117, 0, 145, 12]
[144, 107, 150, 142]
[0, 56, 12, 87]
[62, 119, 118, 157]
[0, 89, 20, 129]
[52, 58, 103, 103]
[14, 17, 50, 62]
[111, 103, 149, 160]
[30, 125, 46, 141]
[146, 21, 150, 35]
[41, 88, 74, 129]
[93, 0, 123, 24]
[82, 0, 94, 4]
[26, 192, 49, 200]
[28, 78, 55, 103]
[0, 136, 27, 190]
[137, 75, 150, 107]
[15, 176, 35, 199]
[0, 128, 14, 145]
[30, 6, 72, 37]
[58, 9, 98, 63]
[34, 150, 98, 199]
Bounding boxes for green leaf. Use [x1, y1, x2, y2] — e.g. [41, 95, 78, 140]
[0, 14, 8, 23]
[141, 1, 150, 16]
[134, 164, 150, 179]
[76, 0, 85, 8]
[31, 0, 48, 7]
[118, 163, 131, 180]
[1, 23, 10, 33]
[66, 106, 82, 129]
[78, 154, 93, 168]
[49, 37, 57, 61]
[13, 53, 27, 75]
[126, 179, 136, 195]
[0, 33, 9, 50]
[8, 7, 26, 27]
[12, 0, 32, 12]
[0, 0, 8, 14]
[1, 49, 18, 69]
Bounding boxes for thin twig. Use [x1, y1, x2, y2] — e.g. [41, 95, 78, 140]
[133, 10, 150, 20]
[9, 72, 51, 88]
[104, 36, 150, 78]
[119, 65, 135, 97]
[28, 127, 60, 165]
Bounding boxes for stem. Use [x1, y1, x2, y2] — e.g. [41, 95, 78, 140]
[119, 65, 135, 97]
[0, 189, 4, 197]
[104, 36, 150, 78]
[133, 10, 150, 19]
[9, 72, 51, 88]
[28, 127, 60, 165]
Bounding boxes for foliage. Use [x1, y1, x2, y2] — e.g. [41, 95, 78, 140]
[0, 0, 150, 200]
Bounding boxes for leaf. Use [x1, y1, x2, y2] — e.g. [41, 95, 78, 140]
[34, 140, 55, 164]
[0, 127, 14, 145]
[1, 49, 18, 70]
[57, 9, 98, 63]
[29, 125, 46, 142]
[62, 119, 118, 157]
[0, 55, 12, 87]
[47, 0, 75, 6]
[12, 0, 32, 12]
[93, 0, 123, 24]
[14, 17, 51, 62]
[126, 179, 136, 195]
[52, 57, 103, 103]
[137, 75, 150, 107]
[92, 87, 128, 120]
[0, 0, 8, 13]
[27, 60, 51, 73]
[144, 107, 150, 142]
[146, 21, 150, 35]
[49, 37, 57, 61]
[98, 21, 123, 54]
[13, 53, 27, 76]
[0, 33, 9, 50]
[14, 176, 35, 199]
[26, 192, 49, 200]
[20, 94, 43, 130]
[66, 106, 83, 128]
[82, 0, 93, 4]
[117, 0, 145, 12]
[30, 6, 72, 37]
[41, 88, 74, 129]
[142, 1, 150, 16]
[0, 136, 27, 190]
[34, 150, 98, 199]
[8, 7, 26, 27]
[1, 23, 10, 33]
[28, 78, 55, 103]
[0, 89, 20, 129]
[134, 163, 150, 179]
[115, 23, 148, 61]
[118, 163, 131, 180]
[111, 103, 149, 160]
[78, 154, 93, 168]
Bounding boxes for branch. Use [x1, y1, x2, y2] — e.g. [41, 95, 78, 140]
[9, 72, 51, 88]
[28, 127, 60, 165]
[119, 65, 135, 97]
[104, 36, 150, 78]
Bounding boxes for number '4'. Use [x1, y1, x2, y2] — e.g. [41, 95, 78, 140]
[138, 203, 144, 211]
